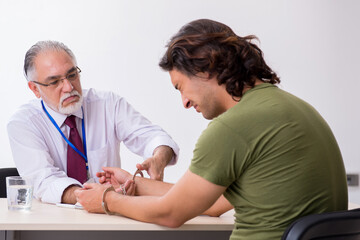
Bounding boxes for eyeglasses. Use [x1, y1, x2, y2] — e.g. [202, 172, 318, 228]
[32, 66, 81, 88]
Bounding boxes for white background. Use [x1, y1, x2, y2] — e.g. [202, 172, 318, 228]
[0, 0, 359, 203]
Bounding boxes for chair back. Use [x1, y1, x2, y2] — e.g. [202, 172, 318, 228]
[282, 208, 360, 240]
[0, 168, 19, 198]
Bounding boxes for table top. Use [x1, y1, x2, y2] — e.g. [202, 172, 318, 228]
[1, 198, 359, 231]
[0, 198, 235, 231]
[349, 202, 360, 210]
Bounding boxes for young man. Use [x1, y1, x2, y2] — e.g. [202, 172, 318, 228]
[7, 41, 179, 204]
[75, 19, 348, 239]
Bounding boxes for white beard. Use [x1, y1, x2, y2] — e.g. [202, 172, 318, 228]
[58, 90, 83, 115]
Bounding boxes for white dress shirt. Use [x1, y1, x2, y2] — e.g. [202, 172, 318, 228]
[7, 88, 179, 204]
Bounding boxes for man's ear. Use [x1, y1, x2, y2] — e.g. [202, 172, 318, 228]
[28, 81, 41, 98]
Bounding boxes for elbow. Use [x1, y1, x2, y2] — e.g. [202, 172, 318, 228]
[152, 198, 190, 228]
[206, 212, 222, 217]
[155, 209, 187, 228]
[202, 206, 231, 217]
[160, 218, 185, 228]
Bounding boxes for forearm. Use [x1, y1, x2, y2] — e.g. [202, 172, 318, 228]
[133, 170, 229, 219]
[134, 175, 174, 196]
[106, 192, 177, 227]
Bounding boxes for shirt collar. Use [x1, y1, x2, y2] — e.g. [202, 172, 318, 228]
[42, 101, 83, 127]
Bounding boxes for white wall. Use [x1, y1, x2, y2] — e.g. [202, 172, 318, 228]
[1, 0, 359, 203]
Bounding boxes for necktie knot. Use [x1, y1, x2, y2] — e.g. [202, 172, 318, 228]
[65, 115, 77, 129]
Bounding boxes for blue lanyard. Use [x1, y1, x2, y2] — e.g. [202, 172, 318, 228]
[41, 100, 88, 171]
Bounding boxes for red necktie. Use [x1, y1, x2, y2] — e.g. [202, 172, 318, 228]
[64, 115, 87, 183]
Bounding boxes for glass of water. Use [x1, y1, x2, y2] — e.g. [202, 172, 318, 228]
[6, 176, 33, 211]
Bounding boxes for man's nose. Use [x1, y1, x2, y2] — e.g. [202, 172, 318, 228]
[61, 79, 73, 92]
[182, 95, 191, 109]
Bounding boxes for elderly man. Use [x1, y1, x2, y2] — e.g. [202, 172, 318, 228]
[7, 40, 179, 204]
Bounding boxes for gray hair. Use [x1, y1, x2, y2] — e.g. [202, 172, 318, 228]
[24, 40, 77, 82]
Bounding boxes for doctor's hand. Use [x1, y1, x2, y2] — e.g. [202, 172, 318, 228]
[137, 145, 174, 181]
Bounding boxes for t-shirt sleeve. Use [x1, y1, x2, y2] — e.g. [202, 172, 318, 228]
[189, 119, 249, 187]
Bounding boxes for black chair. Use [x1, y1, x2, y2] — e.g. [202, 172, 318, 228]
[0, 168, 19, 198]
[282, 208, 360, 240]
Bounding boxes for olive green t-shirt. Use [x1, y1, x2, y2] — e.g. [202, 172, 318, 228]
[189, 83, 348, 240]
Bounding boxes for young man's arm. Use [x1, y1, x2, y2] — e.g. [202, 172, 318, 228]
[76, 170, 231, 226]
[96, 166, 232, 216]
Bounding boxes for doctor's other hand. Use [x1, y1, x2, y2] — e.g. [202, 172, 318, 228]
[137, 145, 174, 181]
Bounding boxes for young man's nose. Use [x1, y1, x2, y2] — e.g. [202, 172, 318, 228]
[182, 95, 191, 109]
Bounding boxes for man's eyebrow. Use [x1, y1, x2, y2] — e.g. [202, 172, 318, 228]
[44, 66, 77, 82]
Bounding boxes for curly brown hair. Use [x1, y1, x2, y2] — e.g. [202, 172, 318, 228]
[159, 19, 280, 98]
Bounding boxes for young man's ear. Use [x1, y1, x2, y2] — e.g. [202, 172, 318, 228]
[28, 81, 41, 98]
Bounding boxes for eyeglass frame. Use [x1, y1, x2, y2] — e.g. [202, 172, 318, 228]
[31, 66, 81, 88]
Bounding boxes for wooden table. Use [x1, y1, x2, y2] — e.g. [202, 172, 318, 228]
[0, 198, 234, 240]
[1, 198, 358, 240]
